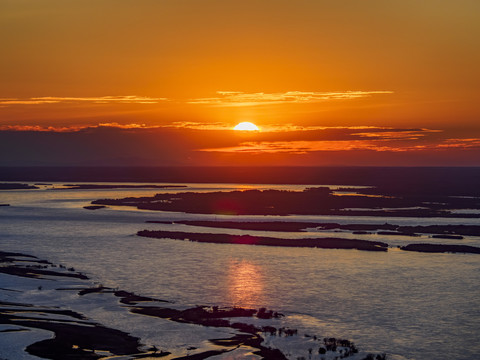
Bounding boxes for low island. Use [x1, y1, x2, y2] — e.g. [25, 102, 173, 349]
[137, 230, 389, 251]
[400, 244, 480, 254]
[147, 220, 480, 237]
[56, 184, 187, 190]
[0, 183, 39, 190]
[92, 187, 480, 218]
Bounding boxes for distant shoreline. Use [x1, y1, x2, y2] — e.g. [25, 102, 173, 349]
[1, 166, 480, 189]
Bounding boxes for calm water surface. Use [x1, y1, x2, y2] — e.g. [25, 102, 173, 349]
[1, 183, 479, 360]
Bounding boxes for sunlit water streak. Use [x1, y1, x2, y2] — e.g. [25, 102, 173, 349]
[1, 183, 479, 359]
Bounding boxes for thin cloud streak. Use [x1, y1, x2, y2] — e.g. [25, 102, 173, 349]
[163, 122, 233, 131]
[353, 129, 443, 140]
[0, 122, 230, 132]
[199, 141, 402, 154]
[199, 137, 480, 154]
[188, 90, 394, 107]
[0, 125, 86, 132]
[260, 125, 388, 132]
[0, 96, 169, 106]
[0, 91, 393, 108]
[437, 139, 480, 148]
[0, 123, 157, 132]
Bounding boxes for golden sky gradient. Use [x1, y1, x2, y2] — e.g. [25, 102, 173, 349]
[1, 0, 479, 166]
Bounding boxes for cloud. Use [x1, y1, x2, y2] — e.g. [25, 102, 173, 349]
[0, 122, 233, 132]
[2, 122, 477, 157]
[1, 123, 479, 167]
[188, 90, 394, 107]
[163, 122, 233, 131]
[199, 140, 399, 154]
[0, 99, 60, 105]
[0, 96, 169, 106]
[0, 91, 393, 108]
[437, 138, 480, 148]
[199, 134, 480, 154]
[0, 125, 86, 132]
[95, 122, 153, 129]
[258, 124, 387, 132]
[162, 123, 392, 132]
[0, 123, 157, 132]
[352, 129, 443, 141]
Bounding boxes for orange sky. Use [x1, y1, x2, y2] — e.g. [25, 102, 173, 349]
[1, 0, 479, 166]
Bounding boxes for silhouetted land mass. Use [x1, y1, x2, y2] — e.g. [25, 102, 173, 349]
[160, 221, 480, 237]
[0, 251, 147, 359]
[1, 250, 381, 360]
[94, 187, 480, 217]
[1, 166, 480, 197]
[376, 231, 420, 237]
[392, 225, 480, 236]
[146, 220, 323, 232]
[400, 244, 480, 254]
[136, 230, 388, 251]
[76, 286, 170, 305]
[0, 251, 88, 280]
[56, 184, 187, 190]
[0, 182, 38, 190]
[3, 166, 480, 216]
[22, 316, 142, 359]
[83, 205, 107, 210]
[431, 234, 464, 240]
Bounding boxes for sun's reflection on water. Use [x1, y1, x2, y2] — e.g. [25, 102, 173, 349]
[227, 259, 264, 308]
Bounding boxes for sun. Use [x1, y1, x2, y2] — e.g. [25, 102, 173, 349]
[233, 122, 260, 131]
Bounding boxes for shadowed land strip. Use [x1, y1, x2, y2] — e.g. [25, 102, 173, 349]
[147, 220, 321, 232]
[0, 251, 88, 280]
[1, 312, 143, 359]
[56, 184, 187, 190]
[150, 220, 480, 237]
[0, 266, 89, 280]
[400, 244, 480, 254]
[136, 230, 389, 251]
[0, 183, 39, 190]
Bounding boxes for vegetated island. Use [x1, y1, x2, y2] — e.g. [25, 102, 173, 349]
[149, 221, 480, 237]
[142, 222, 480, 255]
[83, 205, 107, 210]
[92, 187, 480, 217]
[137, 230, 389, 251]
[0, 183, 39, 190]
[56, 184, 187, 190]
[1, 250, 386, 360]
[400, 244, 480, 254]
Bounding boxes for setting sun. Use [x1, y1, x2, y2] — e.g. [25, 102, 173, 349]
[233, 122, 260, 131]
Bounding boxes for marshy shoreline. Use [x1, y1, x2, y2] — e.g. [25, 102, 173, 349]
[0, 250, 387, 360]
